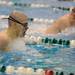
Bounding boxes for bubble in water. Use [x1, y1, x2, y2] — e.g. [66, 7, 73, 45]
[8, 38, 26, 50]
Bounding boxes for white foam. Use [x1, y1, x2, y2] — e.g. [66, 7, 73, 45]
[7, 37, 43, 57]
[8, 38, 26, 50]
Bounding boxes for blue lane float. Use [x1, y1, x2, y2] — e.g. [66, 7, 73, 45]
[0, 66, 6, 73]
[41, 37, 73, 48]
[51, 6, 70, 11]
[69, 73, 74, 75]
[25, 35, 70, 46]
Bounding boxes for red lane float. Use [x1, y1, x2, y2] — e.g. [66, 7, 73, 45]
[45, 70, 54, 75]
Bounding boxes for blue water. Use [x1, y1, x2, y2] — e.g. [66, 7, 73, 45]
[0, 0, 75, 74]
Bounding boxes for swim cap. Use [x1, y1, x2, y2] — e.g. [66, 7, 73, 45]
[9, 11, 28, 25]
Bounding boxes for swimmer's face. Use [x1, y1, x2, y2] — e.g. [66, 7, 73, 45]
[19, 22, 28, 37]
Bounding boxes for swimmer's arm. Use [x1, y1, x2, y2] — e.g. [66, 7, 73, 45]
[0, 32, 10, 50]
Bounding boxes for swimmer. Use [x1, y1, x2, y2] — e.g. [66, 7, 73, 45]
[0, 11, 28, 50]
[40, 7, 75, 35]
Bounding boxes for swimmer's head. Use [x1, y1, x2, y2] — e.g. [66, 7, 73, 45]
[8, 11, 28, 37]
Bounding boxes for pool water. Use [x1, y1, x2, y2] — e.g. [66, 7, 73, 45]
[0, 44, 75, 73]
[0, 0, 75, 74]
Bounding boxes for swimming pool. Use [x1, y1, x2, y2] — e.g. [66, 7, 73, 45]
[0, 0, 75, 74]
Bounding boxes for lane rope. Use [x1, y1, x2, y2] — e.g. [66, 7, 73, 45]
[0, 15, 54, 23]
[0, 1, 71, 11]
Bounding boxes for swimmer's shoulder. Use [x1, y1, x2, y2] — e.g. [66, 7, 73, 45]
[0, 31, 8, 39]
